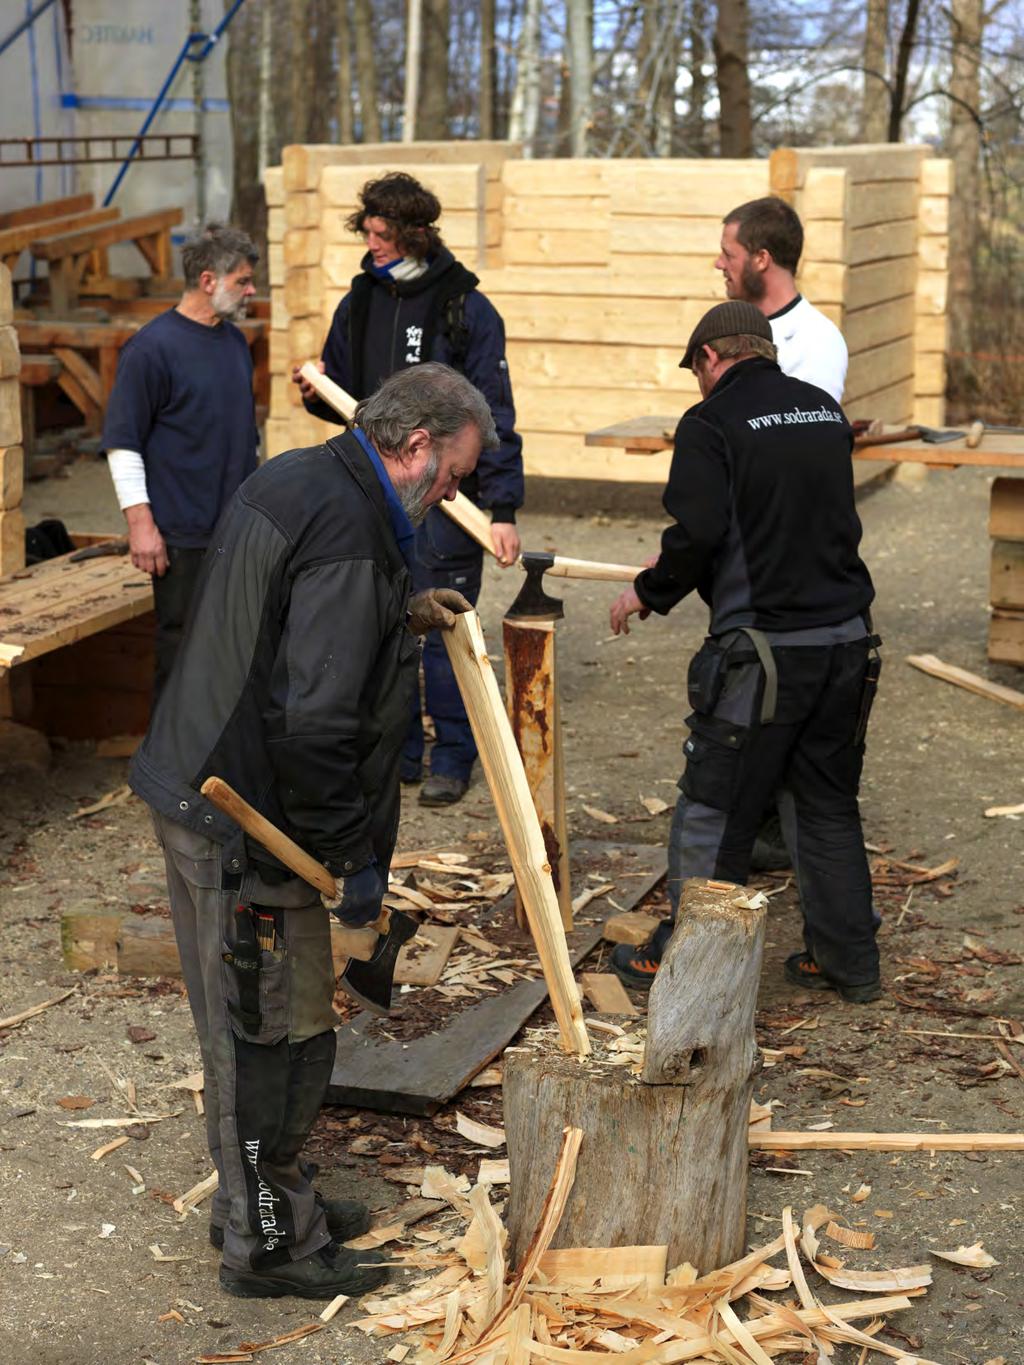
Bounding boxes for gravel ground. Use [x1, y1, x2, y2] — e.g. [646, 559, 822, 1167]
[0, 456, 1021, 1365]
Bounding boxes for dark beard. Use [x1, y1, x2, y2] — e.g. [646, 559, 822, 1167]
[739, 258, 766, 302]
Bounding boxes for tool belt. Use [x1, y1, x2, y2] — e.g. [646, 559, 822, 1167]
[687, 627, 777, 725]
[854, 634, 883, 746]
[223, 906, 262, 1035]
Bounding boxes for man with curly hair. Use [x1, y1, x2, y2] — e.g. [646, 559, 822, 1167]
[293, 172, 524, 807]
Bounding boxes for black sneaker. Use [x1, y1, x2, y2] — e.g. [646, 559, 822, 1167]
[609, 919, 674, 992]
[210, 1194, 371, 1251]
[219, 1244, 388, 1300]
[784, 951, 881, 1003]
[749, 812, 791, 872]
[419, 773, 468, 806]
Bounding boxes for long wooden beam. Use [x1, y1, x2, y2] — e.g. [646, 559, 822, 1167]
[749, 1130, 1024, 1151]
[443, 611, 589, 1055]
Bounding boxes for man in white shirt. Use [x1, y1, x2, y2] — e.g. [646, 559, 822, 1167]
[715, 197, 848, 403]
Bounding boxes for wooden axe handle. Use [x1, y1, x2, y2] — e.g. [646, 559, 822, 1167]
[546, 555, 643, 583]
[199, 777, 379, 960]
[298, 362, 357, 423]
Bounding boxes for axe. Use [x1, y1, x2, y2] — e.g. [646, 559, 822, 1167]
[200, 776, 417, 1016]
[296, 362, 645, 584]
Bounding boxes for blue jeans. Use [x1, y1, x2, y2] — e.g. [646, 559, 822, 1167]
[402, 507, 483, 782]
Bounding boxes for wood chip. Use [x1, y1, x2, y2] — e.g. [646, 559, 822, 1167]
[319, 1293, 349, 1321]
[851, 1183, 871, 1203]
[478, 1158, 510, 1185]
[581, 804, 618, 824]
[173, 1169, 218, 1214]
[90, 1135, 130, 1161]
[601, 912, 661, 946]
[813, 1262, 932, 1293]
[468, 1066, 503, 1088]
[455, 1112, 506, 1148]
[825, 1221, 876, 1251]
[58, 1095, 96, 1110]
[148, 1244, 188, 1262]
[570, 883, 614, 915]
[158, 1309, 185, 1323]
[0, 987, 77, 1032]
[930, 1242, 999, 1268]
[71, 784, 132, 818]
[640, 795, 670, 816]
[984, 801, 1024, 817]
[580, 972, 638, 1017]
[60, 1112, 180, 1129]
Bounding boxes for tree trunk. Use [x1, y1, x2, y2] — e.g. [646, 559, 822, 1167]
[224, 0, 265, 260]
[508, 0, 541, 151]
[308, 0, 336, 142]
[352, 0, 381, 142]
[861, 0, 889, 141]
[566, 0, 592, 156]
[334, 0, 354, 144]
[948, 0, 982, 355]
[479, 0, 496, 139]
[684, 0, 708, 154]
[503, 877, 765, 1269]
[257, 0, 275, 176]
[288, 0, 312, 143]
[888, 0, 921, 141]
[654, 1, 682, 156]
[713, 0, 752, 156]
[417, 0, 450, 140]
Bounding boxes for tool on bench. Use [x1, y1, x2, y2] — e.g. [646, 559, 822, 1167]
[966, 420, 985, 449]
[297, 361, 645, 584]
[853, 423, 967, 448]
[68, 538, 129, 562]
[200, 776, 417, 1015]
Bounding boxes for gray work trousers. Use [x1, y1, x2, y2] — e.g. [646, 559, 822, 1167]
[153, 811, 339, 1271]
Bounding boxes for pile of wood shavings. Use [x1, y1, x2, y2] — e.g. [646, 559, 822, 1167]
[345, 1128, 945, 1364]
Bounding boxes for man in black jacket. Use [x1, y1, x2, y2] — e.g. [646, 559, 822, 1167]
[293, 172, 524, 806]
[608, 302, 881, 1004]
[130, 363, 498, 1299]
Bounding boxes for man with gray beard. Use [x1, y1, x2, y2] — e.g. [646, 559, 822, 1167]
[103, 222, 261, 697]
[129, 363, 497, 1299]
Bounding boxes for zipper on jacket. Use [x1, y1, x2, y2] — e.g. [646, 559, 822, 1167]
[390, 298, 402, 372]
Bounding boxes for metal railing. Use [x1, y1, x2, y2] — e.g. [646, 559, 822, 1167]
[0, 135, 200, 168]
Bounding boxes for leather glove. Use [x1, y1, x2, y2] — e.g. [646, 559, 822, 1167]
[321, 861, 385, 926]
[407, 588, 473, 636]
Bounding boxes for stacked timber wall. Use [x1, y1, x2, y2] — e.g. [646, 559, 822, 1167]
[264, 143, 951, 483]
[0, 265, 24, 574]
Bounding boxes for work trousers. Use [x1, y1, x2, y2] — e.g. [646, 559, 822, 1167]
[152, 811, 339, 1271]
[152, 546, 207, 702]
[665, 637, 879, 987]
[403, 508, 483, 782]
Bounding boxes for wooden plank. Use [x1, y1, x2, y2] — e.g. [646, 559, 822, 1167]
[798, 167, 848, 220]
[918, 234, 949, 271]
[774, 143, 931, 189]
[443, 612, 588, 1055]
[609, 217, 728, 256]
[845, 336, 915, 404]
[0, 193, 94, 231]
[490, 293, 706, 347]
[855, 434, 1024, 468]
[843, 295, 915, 355]
[0, 376, 21, 447]
[0, 208, 120, 262]
[523, 433, 673, 484]
[263, 165, 285, 207]
[284, 140, 515, 193]
[29, 208, 183, 261]
[920, 158, 954, 196]
[907, 652, 1024, 710]
[990, 540, 1024, 610]
[285, 192, 322, 229]
[585, 416, 675, 452]
[990, 477, 1024, 541]
[319, 162, 486, 210]
[602, 911, 663, 945]
[848, 180, 919, 229]
[504, 229, 608, 267]
[749, 1130, 1024, 1152]
[916, 267, 947, 315]
[918, 194, 951, 235]
[845, 377, 915, 426]
[0, 445, 23, 511]
[849, 219, 917, 266]
[0, 325, 20, 379]
[19, 353, 63, 386]
[505, 195, 609, 230]
[52, 346, 102, 408]
[989, 611, 1024, 667]
[325, 841, 666, 1114]
[393, 924, 460, 986]
[519, 386, 690, 436]
[580, 972, 637, 1016]
[506, 339, 696, 393]
[845, 256, 918, 311]
[0, 508, 25, 577]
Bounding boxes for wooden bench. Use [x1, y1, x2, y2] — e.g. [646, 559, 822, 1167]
[29, 207, 183, 313]
[0, 192, 95, 232]
[0, 207, 121, 274]
[0, 539, 155, 740]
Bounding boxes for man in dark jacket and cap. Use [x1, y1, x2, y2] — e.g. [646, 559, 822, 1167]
[130, 363, 497, 1301]
[293, 171, 524, 807]
[607, 302, 882, 1006]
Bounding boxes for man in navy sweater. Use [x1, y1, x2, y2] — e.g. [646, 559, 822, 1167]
[293, 173, 524, 806]
[103, 223, 259, 698]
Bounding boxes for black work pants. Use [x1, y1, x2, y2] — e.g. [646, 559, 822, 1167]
[666, 638, 879, 987]
[152, 546, 207, 701]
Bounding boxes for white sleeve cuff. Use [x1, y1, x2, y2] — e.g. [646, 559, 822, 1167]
[107, 448, 150, 511]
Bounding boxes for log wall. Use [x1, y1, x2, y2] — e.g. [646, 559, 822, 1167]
[264, 142, 950, 483]
[0, 264, 24, 575]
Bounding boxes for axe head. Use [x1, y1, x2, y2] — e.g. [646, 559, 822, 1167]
[506, 551, 564, 622]
[917, 425, 965, 444]
[338, 908, 418, 1016]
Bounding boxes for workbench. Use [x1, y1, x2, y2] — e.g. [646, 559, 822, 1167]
[585, 419, 1024, 667]
[0, 539, 155, 739]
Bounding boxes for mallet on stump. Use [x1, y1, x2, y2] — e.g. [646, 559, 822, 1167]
[443, 610, 589, 1056]
[503, 877, 766, 1268]
[502, 556, 572, 931]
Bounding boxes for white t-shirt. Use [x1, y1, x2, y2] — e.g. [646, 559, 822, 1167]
[769, 295, 848, 403]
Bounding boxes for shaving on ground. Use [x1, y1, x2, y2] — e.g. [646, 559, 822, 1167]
[345, 1125, 948, 1363]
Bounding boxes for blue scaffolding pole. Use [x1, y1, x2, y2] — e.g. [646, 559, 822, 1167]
[103, 0, 248, 206]
[0, 0, 60, 62]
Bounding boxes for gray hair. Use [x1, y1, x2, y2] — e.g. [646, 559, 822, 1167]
[703, 333, 778, 364]
[356, 362, 499, 454]
[182, 222, 259, 288]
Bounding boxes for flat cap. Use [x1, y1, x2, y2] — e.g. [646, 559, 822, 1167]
[680, 300, 774, 370]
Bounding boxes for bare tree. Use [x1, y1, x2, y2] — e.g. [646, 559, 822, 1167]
[480, 0, 496, 138]
[888, 0, 921, 140]
[862, 0, 889, 140]
[288, 0, 312, 142]
[684, 0, 709, 154]
[566, 0, 593, 155]
[418, 0, 451, 138]
[714, 0, 752, 155]
[334, 0, 354, 143]
[948, 0, 983, 351]
[352, 0, 382, 142]
[508, 0, 542, 151]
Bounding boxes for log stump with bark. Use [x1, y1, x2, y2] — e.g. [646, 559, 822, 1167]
[503, 877, 765, 1269]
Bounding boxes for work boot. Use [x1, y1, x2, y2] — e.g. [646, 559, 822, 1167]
[219, 1244, 389, 1300]
[609, 919, 674, 992]
[210, 1193, 371, 1251]
[784, 951, 881, 1003]
[419, 773, 468, 806]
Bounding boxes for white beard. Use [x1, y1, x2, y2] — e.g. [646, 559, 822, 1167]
[397, 448, 441, 526]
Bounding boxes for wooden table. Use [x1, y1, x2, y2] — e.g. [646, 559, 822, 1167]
[0, 541, 155, 739]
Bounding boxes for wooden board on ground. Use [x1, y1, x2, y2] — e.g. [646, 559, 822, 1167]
[394, 924, 461, 986]
[602, 911, 661, 946]
[325, 841, 665, 1115]
[580, 972, 637, 1016]
[907, 652, 1024, 710]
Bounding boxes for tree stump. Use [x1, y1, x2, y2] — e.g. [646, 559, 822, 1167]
[503, 877, 765, 1269]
